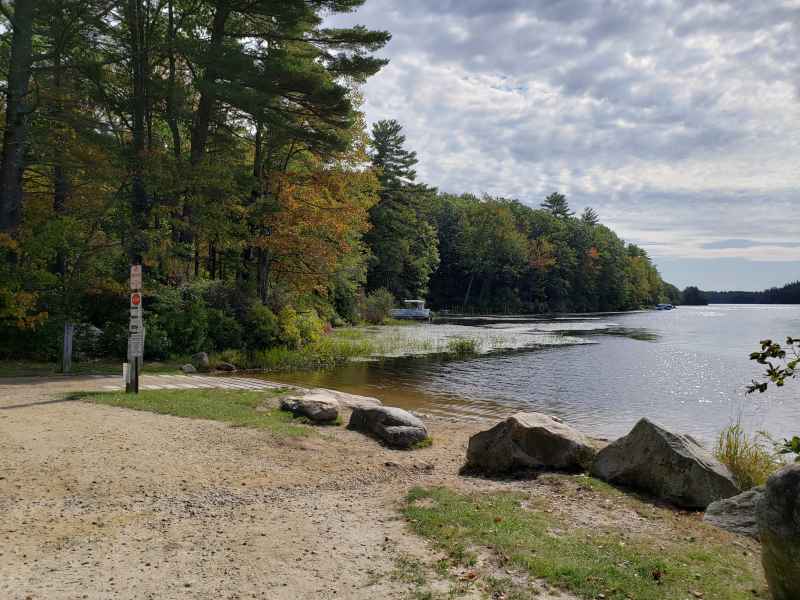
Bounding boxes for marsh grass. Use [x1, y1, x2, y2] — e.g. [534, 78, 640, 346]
[82, 389, 311, 437]
[714, 421, 784, 489]
[446, 337, 482, 357]
[404, 485, 766, 600]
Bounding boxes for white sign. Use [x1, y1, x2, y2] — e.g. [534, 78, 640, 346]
[130, 265, 142, 290]
[128, 329, 145, 359]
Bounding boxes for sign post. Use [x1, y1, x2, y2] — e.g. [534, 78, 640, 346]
[126, 266, 144, 393]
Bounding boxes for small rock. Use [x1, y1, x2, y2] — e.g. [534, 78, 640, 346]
[348, 406, 428, 449]
[215, 361, 236, 372]
[704, 486, 763, 539]
[191, 352, 210, 371]
[180, 364, 196, 374]
[280, 391, 339, 423]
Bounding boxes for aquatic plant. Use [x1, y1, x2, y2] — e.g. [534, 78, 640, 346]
[446, 337, 481, 357]
[714, 421, 784, 490]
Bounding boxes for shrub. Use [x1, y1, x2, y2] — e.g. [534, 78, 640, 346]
[296, 309, 325, 346]
[278, 306, 302, 348]
[360, 288, 395, 324]
[152, 286, 208, 355]
[206, 308, 243, 351]
[142, 316, 170, 360]
[714, 421, 784, 490]
[243, 303, 279, 350]
[446, 337, 481, 357]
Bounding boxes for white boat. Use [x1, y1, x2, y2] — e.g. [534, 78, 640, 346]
[655, 303, 675, 310]
[390, 299, 432, 320]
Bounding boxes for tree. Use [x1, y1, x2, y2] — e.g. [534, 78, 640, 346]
[365, 119, 439, 299]
[541, 192, 573, 219]
[682, 286, 708, 306]
[580, 206, 599, 226]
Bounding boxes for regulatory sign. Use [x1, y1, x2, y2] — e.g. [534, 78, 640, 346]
[130, 265, 142, 290]
[131, 292, 142, 307]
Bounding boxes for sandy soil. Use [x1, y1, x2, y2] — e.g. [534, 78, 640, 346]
[0, 376, 756, 600]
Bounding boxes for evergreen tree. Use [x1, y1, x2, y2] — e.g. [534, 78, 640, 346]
[541, 192, 573, 218]
[370, 119, 418, 192]
[581, 207, 599, 226]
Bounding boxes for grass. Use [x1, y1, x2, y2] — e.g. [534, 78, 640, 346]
[714, 421, 784, 489]
[82, 388, 312, 438]
[445, 337, 481, 358]
[0, 358, 185, 378]
[403, 485, 767, 600]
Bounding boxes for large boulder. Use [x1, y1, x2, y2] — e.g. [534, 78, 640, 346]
[590, 418, 740, 509]
[466, 412, 596, 474]
[280, 390, 339, 423]
[348, 406, 428, 449]
[191, 352, 210, 371]
[704, 486, 763, 539]
[757, 464, 800, 600]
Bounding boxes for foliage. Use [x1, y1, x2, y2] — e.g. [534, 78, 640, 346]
[747, 337, 800, 461]
[446, 337, 481, 357]
[714, 421, 784, 489]
[682, 286, 708, 306]
[360, 288, 395, 324]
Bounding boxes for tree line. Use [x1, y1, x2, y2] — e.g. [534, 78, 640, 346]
[702, 281, 800, 304]
[0, 0, 676, 362]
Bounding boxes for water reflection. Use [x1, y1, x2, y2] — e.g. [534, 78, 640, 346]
[262, 306, 800, 444]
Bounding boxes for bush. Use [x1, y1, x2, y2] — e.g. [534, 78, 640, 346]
[277, 306, 302, 349]
[142, 316, 170, 360]
[360, 288, 395, 324]
[151, 286, 208, 355]
[446, 337, 481, 357]
[296, 309, 325, 346]
[714, 421, 784, 490]
[243, 303, 279, 350]
[206, 308, 243, 351]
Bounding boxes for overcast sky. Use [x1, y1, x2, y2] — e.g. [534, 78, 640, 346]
[328, 0, 800, 291]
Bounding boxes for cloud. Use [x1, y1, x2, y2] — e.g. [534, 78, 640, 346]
[328, 1, 800, 287]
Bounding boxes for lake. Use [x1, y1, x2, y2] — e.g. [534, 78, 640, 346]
[268, 305, 800, 444]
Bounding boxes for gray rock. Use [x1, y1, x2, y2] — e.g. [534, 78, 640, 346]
[757, 464, 800, 600]
[215, 361, 236, 372]
[191, 352, 210, 371]
[590, 418, 740, 509]
[180, 363, 197, 374]
[704, 486, 763, 538]
[280, 391, 339, 423]
[466, 412, 596, 474]
[348, 406, 428, 449]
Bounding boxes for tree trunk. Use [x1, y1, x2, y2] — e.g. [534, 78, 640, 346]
[166, 0, 181, 158]
[0, 0, 35, 233]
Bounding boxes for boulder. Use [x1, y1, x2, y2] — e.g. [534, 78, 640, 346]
[280, 391, 339, 423]
[215, 361, 236, 372]
[348, 406, 428, 449]
[757, 464, 800, 600]
[704, 486, 763, 539]
[590, 418, 740, 509]
[466, 412, 596, 474]
[180, 363, 197, 374]
[191, 352, 210, 371]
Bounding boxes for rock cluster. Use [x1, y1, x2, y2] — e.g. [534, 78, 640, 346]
[466, 412, 596, 473]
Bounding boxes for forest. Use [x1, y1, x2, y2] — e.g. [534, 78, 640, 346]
[0, 0, 676, 363]
[703, 281, 800, 304]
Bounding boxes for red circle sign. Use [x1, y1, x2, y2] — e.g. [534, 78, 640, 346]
[131, 293, 141, 306]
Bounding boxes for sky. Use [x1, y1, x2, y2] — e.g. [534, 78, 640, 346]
[328, 0, 800, 291]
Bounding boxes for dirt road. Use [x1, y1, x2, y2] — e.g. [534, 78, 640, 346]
[0, 376, 485, 600]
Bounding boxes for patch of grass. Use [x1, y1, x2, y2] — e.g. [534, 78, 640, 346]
[0, 359, 184, 378]
[446, 337, 481, 358]
[82, 389, 311, 437]
[411, 437, 433, 450]
[714, 421, 784, 490]
[403, 486, 767, 600]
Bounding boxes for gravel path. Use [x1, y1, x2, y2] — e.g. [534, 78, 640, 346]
[0, 375, 482, 600]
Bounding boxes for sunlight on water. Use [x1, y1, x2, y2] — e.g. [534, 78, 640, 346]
[265, 306, 800, 444]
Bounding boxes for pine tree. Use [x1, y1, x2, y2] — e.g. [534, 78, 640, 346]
[370, 120, 418, 193]
[541, 192, 573, 218]
[581, 207, 599, 226]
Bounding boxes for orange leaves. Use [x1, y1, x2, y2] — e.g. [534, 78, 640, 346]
[529, 238, 557, 272]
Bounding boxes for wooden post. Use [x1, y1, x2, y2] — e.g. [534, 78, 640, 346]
[62, 322, 74, 373]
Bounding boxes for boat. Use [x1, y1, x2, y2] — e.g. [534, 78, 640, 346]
[655, 303, 675, 310]
[390, 299, 432, 320]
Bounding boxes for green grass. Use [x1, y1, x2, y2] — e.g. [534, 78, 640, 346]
[82, 389, 311, 437]
[445, 337, 482, 357]
[0, 358, 185, 378]
[714, 421, 784, 490]
[403, 486, 767, 600]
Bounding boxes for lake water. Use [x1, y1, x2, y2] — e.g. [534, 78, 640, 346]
[268, 305, 800, 444]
